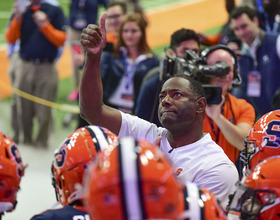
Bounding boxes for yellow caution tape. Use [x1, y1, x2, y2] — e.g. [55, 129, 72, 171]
[0, 81, 80, 114]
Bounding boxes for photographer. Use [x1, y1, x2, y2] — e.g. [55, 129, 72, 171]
[134, 28, 200, 126]
[201, 45, 255, 167]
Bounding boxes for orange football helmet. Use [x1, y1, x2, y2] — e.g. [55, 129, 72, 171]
[0, 132, 25, 213]
[178, 182, 226, 220]
[84, 137, 184, 220]
[241, 110, 280, 174]
[51, 125, 119, 205]
[227, 155, 280, 220]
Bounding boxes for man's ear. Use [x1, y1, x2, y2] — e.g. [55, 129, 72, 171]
[196, 97, 206, 113]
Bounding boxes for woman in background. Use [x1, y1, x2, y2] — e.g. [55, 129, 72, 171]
[101, 13, 159, 114]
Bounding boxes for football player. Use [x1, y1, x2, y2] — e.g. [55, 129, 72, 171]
[0, 131, 26, 218]
[30, 125, 119, 220]
[240, 109, 280, 176]
[83, 136, 184, 220]
[227, 155, 280, 219]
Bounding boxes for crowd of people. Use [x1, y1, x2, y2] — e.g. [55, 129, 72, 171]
[2, 0, 280, 219]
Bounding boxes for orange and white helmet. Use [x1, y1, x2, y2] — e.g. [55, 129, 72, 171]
[0, 132, 25, 213]
[227, 155, 280, 220]
[241, 110, 280, 175]
[178, 182, 226, 220]
[51, 125, 119, 206]
[84, 136, 184, 220]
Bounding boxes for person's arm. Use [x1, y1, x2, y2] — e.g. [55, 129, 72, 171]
[5, 3, 23, 44]
[33, 10, 66, 47]
[79, 13, 122, 135]
[206, 96, 254, 150]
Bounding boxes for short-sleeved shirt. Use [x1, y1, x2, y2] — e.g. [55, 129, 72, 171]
[119, 111, 239, 209]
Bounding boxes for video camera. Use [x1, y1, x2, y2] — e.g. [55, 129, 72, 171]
[160, 50, 230, 104]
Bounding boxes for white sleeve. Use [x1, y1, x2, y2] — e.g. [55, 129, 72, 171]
[119, 111, 162, 143]
[276, 35, 280, 59]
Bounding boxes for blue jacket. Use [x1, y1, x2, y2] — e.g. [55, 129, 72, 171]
[20, 2, 66, 61]
[232, 33, 280, 118]
[100, 49, 159, 110]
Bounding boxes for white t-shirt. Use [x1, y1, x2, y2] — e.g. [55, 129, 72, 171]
[119, 112, 239, 209]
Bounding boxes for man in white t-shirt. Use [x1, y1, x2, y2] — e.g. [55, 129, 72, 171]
[79, 13, 239, 209]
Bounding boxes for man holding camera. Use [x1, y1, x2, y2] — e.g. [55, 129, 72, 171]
[79, 13, 239, 209]
[202, 45, 255, 168]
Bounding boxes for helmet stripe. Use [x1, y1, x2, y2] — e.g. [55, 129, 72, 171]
[183, 186, 189, 220]
[86, 126, 110, 152]
[117, 140, 128, 219]
[198, 188, 205, 220]
[186, 182, 202, 220]
[118, 137, 145, 220]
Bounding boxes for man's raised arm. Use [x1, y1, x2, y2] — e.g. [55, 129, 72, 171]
[79, 13, 122, 135]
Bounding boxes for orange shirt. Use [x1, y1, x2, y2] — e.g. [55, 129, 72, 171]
[203, 94, 255, 163]
[106, 32, 118, 43]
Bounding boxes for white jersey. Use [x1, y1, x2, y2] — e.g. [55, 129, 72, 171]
[119, 112, 239, 209]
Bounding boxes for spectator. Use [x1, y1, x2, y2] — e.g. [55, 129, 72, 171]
[201, 45, 255, 166]
[240, 109, 280, 176]
[67, 0, 108, 101]
[0, 132, 26, 217]
[134, 28, 200, 126]
[5, 0, 60, 144]
[101, 13, 159, 114]
[105, 1, 148, 50]
[79, 13, 239, 208]
[230, 5, 280, 119]
[30, 125, 119, 220]
[84, 137, 184, 219]
[105, 1, 127, 46]
[75, 1, 149, 127]
[227, 156, 280, 220]
[198, 0, 280, 47]
[5, 0, 67, 148]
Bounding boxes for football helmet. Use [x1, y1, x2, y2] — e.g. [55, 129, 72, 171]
[84, 137, 184, 220]
[178, 182, 226, 220]
[0, 132, 25, 213]
[227, 155, 280, 220]
[241, 110, 280, 174]
[51, 125, 119, 206]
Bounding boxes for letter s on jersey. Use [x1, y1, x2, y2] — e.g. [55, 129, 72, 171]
[175, 168, 183, 176]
